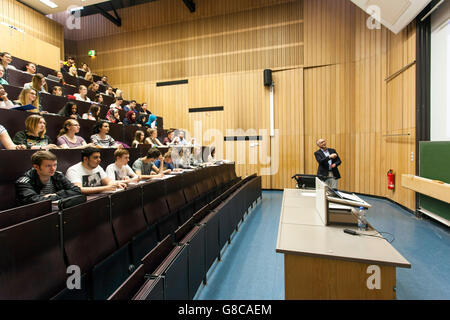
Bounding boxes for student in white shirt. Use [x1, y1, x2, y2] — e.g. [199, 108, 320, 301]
[109, 97, 123, 110]
[65, 147, 126, 194]
[74, 85, 91, 102]
[105, 149, 139, 184]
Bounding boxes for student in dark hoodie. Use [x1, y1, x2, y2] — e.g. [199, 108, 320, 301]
[15, 150, 82, 205]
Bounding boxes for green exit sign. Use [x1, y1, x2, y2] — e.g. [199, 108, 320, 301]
[88, 50, 96, 57]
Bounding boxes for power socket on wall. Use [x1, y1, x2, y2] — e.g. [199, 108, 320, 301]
[411, 152, 414, 162]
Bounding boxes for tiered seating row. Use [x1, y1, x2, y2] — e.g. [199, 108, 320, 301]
[109, 174, 262, 300]
[0, 163, 250, 300]
[0, 146, 212, 211]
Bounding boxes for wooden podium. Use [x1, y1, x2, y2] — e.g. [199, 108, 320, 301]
[276, 180, 411, 300]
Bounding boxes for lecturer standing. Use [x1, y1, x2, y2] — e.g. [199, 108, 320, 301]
[314, 138, 341, 189]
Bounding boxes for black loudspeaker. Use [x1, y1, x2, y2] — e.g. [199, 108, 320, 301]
[264, 69, 272, 86]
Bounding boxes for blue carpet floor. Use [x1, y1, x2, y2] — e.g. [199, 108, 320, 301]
[195, 190, 450, 300]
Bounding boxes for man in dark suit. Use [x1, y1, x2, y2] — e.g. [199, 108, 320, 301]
[314, 138, 341, 189]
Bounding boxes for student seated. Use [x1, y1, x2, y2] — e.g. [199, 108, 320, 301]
[25, 63, 36, 75]
[56, 119, 93, 149]
[57, 101, 81, 119]
[106, 149, 139, 184]
[65, 147, 126, 194]
[51, 86, 63, 96]
[109, 97, 123, 110]
[136, 113, 149, 127]
[131, 130, 145, 148]
[173, 131, 188, 145]
[82, 104, 101, 121]
[74, 85, 91, 102]
[63, 57, 76, 72]
[190, 146, 204, 166]
[115, 89, 123, 99]
[123, 100, 136, 112]
[84, 72, 93, 82]
[142, 113, 157, 129]
[0, 65, 9, 85]
[88, 82, 99, 94]
[0, 52, 16, 82]
[56, 71, 66, 86]
[15, 151, 82, 205]
[0, 84, 14, 109]
[208, 147, 216, 163]
[106, 108, 122, 124]
[154, 152, 182, 174]
[93, 93, 104, 105]
[24, 73, 48, 94]
[80, 63, 90, 73]
[132, 148, 164, 179]
[90, 120, 122, 148]
[96, 76, 109, 87]
[105, 86, 115, 97]
[13, 88, 40, 113]
[68, 65, 78, 78]
[172, 148, 191, 169]
[0, 124, 26, 149]
[145, 128, 163, 147]
[13, 114, 58, 150]
[163, 130, 175, 146]
[123, 110, 139, 126]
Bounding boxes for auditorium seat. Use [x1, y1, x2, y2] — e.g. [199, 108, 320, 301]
[0, 148, 36, 210]
[53, 196, 115, 299]
[108, 264, 146, 300]
[142, 180, 169, 227]
[159, 175, 187, 239]
[10, 56, 29, 71]
[133, 276, 164, 300]
[0, 212, 67, 299]
[101, 94, 114, 106]
[140, 235, 189, 300]
[198, 208, 220, 276]
[37, 65, 56, 78]
[61, 196, 116, 273]
[78, 77, 92, 88]
[110, 185, 154, 267]
[175, 217, 206, 299]
[2, 84, 22, 101]
[63, 73, 79, 87]
[45, 78, 61, 94]
[7, 69, 32, 87]
[0, 200, 52, 229]
[63, 84, 77, 96]
[40, 93, 68, 114]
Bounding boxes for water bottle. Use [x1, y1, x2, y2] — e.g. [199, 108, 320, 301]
[357, 206, 367, 231]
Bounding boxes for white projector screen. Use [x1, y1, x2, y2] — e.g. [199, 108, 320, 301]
[430, 19, 450, 141]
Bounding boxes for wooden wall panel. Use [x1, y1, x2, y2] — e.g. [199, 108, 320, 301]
[271, 68, 304, 190]
[0, 0, 64, 59]
[61, 0, 304, 83]
[303, 1, 416, 210]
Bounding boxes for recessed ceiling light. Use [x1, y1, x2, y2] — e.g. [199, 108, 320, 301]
[70, 6, 84, 12]
[39, 0, 58, 9]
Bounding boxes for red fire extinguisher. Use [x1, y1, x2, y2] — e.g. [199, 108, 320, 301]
[387, 169, 395, 190]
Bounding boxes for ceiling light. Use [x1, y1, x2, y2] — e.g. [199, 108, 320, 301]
[39, 0, 58, 9]
[70, 6, 84, 12]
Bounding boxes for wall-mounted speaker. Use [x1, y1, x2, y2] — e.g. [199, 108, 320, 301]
[264, 69, 272, 86]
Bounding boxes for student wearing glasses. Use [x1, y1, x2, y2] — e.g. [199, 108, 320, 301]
[56, 119, 94, 149]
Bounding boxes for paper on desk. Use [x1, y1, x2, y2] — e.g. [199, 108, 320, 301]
[336, 191, 364, 202]
[301, 193, 316, 197]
